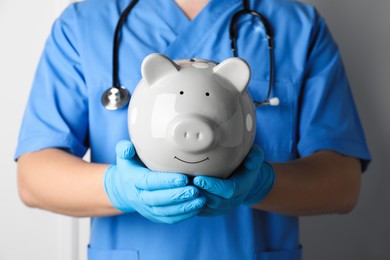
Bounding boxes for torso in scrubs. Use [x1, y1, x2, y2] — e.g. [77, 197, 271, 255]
[15, 0, 371, 259]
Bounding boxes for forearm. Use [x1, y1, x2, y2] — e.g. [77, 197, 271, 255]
[17, 148, 120, 217]
[253, 151, 362, 216]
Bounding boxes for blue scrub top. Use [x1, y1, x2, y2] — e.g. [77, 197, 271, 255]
[15, 0, 371, 259]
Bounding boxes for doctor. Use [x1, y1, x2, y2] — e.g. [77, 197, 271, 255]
[15, 0, 370, 259]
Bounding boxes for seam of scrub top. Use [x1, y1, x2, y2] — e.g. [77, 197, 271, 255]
[14, 133, 88, 160]
[299, 138, 372, 156]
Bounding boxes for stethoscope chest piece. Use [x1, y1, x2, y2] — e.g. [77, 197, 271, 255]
[101, 86, 130, 110]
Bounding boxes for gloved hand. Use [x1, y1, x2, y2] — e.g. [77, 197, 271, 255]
[104, 140, 206, 224]
[193, 145, 275, 216]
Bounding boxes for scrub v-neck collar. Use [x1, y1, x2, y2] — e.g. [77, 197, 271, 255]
[158, 0, 242, 58]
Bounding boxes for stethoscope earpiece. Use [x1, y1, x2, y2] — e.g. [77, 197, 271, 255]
[101, 86, 130, 110]
[255, 97, 279, 107]
[268, 97, 280, 106]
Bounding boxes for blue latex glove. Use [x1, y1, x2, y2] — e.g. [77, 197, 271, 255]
[104, 140, 206, 224]
[193, 145, 275, 216]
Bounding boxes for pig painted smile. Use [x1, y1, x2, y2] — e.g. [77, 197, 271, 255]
[174, 156, 209, 164]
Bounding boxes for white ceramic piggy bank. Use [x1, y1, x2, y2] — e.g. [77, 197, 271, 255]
[128, 53, 256, 178]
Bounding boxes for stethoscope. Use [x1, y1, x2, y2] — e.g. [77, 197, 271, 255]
[101, 0, 279, 110]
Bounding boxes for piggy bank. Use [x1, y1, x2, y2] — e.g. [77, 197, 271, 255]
[128, 53, 256, 178]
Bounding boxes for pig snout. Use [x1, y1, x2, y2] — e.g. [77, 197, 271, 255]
[168, 115, 216, 153]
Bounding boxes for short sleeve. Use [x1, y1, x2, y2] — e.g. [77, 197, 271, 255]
[297, 14, 371, 170]
[15, 5, 88, 159]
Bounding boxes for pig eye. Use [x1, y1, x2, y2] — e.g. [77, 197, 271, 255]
[180, 91, 184, 95]
[205, 92, 210, 96]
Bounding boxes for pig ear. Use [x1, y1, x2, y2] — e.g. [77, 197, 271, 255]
[141, 53, 180, 86]
[213, 58, 251, 93]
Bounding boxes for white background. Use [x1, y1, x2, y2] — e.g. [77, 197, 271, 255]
[0, 1, 89, 260]
[0, 0, 389, 259]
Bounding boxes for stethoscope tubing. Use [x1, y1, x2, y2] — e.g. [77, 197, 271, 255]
[103, 0, 277, 110]
[112, 0, 139, 89]
[229, 7, 275, 106]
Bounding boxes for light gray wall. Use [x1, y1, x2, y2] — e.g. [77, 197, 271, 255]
[0, 1, 89, 260]
[301, 1, 390, 259]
